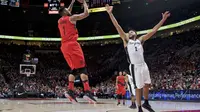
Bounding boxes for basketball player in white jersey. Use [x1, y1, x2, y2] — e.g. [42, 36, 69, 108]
[106, 4, 170, 112]
[123, 71, 136, 109]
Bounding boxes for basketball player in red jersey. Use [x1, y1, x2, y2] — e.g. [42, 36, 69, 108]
[58, 0, 96, 103]
[116, 71, 126, 105]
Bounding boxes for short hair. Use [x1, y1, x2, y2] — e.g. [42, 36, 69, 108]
[123, 70, 129, 74]
[128, 28, 137, 34]
[59, 7, 65, 16]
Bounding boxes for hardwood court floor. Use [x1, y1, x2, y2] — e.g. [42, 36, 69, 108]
[0, 98, 200, 112]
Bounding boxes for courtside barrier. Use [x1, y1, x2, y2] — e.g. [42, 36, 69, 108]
[126, 90, 200, 101]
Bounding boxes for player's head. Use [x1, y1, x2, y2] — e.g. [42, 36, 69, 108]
[59, 7, 72, 16]
[119, 71, 123, 76]
[123, 71, 127, 76]
[128, 28, 137, 40]
[123, 70, 128, 75]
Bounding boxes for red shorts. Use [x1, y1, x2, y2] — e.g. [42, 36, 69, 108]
[116, 86, 126, 95]
[61, 41, 86, 70]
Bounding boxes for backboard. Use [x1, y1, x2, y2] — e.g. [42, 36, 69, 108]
[20, 64, 36, 77]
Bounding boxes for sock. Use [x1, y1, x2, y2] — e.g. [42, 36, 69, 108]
[83, 80, 90, 91]
[138, 105, 142, 110]
[145, 99, 149, 105]
[68, 81, 74, 91]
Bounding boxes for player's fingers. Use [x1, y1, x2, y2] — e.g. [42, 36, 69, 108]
[166, 11, 170, 15]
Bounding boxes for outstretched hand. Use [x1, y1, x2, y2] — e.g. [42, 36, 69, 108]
[72, 0, 75, 3]
[105, 4, 113, 14]
[162, 11, 170, 20]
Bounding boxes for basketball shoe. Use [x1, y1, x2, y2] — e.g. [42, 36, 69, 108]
[142, 103, 155, 112]
[129, 103, 137, 109]
[65, 90, 78, 103]
[83, 90, 97, 103]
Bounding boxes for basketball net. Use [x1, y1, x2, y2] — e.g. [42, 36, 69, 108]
[26, 73, 30, 77]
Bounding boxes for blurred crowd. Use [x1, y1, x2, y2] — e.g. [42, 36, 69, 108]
[146, 30, 200, 90]
[0, 29, 200, 98]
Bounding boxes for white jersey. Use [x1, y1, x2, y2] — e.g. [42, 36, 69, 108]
[125, 39, 151, 89]
[126, 39, 145, 64]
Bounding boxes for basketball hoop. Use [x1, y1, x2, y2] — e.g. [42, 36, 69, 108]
[19, 64, 36, 77]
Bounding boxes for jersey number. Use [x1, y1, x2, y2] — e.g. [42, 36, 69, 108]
[135, 47, 138, 51]
[62, 26, 66, 36]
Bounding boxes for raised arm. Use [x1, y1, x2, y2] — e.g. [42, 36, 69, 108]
[139, 11, 170, 42]
[70, 0, 89, 21]
[67, 0, 75, 13]
[105, 4, 128, 42]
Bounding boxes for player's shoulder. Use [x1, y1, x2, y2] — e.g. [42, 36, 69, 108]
[127, 74, 132, 78]
[58, 17, 62, 24]
[125, 75, 128, 78]
[58, 16, 69, 23]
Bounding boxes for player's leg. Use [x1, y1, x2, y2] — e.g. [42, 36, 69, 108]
[80, 73, 90, 92]
[70, 42, 90, 92]
[130, 95, 136, 109]
[71, 44, 96, 103]
[61, 46, 78, 103]
[142, 84, 154, 112]
[143, 84, 150, 105]
[65, 73, 78, 103]
[127, 81, 136, 109]
[122, 89, 126, 105]
[117, 94, 121, 105]
[77, 68, 97, 103]
[142, 63, 155, 112]
[68, 74, 75, 91]
[116, 87, 122, 105]
[136, 89, 143, 112]
[129, 64, 143, 112]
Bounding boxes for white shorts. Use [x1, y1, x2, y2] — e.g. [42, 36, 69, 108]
[127, 75, 135, 96]
[129, 63, 151, 89]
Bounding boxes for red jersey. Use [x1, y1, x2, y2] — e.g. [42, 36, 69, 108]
[58, 16, 79, 43]
[117, 76, 125, 87]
